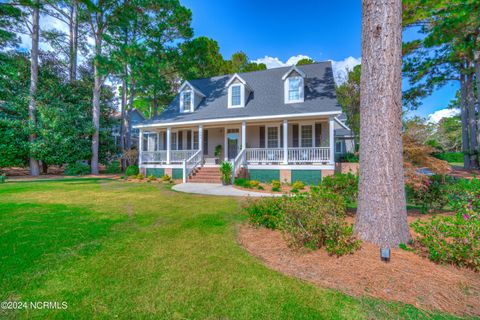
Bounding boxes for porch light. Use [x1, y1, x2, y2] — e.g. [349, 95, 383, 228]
[380, 247, 390, 262]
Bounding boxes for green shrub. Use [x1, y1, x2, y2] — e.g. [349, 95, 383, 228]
[257, 185, 264, 190]
[249, 180, 260, 188]
[433, 152, 464, 163]
[292, 181, 305, 190]
[147, 175, 156, 182]
[339, 152, 359, 163]
[64, 162, 90, 176]
[125, 165, 139, 176]
[219, 161, 232, 184]
[406, 174, 456, 213]
[136, 173, 144, 180]
[321, 173, 358, 204]
[244, 197, 285, 229]
[271, 180, 281, 192]
[105, 160, 121, 174]
[411, 177, 480, 271]
[290, 188, 299, 193]
[161, 174, 171, 182]
[0, 175, 6, 183]
[244, 188, 361, 256]
[234, 178, 251, 188]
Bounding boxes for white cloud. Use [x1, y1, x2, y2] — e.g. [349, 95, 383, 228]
[329, 56, 361, 84]
[427, 108, 460, 123]
[252, 54, 361, 85]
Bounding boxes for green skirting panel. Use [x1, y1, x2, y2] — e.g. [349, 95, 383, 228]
[172, 168, 183, 180]
[291, 170, 322, 186]
[146, 168, 165, 178]
[248, 169, 280, 183]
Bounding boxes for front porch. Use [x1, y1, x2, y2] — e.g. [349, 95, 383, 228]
[138, 117, 336, 182]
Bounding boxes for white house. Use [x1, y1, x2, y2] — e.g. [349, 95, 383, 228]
[134, 62, 352, 184]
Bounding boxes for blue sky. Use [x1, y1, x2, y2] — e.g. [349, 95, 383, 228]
[182, 0, 459, 121]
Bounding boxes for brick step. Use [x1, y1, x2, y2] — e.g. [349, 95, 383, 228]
[195, 169, 220, 173]
[188, 179, 222, 183]
[192, 174, 222, 179]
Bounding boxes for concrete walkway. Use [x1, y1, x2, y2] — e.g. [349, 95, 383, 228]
[172, 183, 282, 197]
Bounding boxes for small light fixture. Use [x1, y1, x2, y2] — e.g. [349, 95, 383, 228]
[380, 247, 390, 262]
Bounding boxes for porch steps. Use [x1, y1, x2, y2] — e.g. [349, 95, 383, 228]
[188, 167, 222, 183]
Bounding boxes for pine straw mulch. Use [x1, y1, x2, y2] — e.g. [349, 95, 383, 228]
[237, 218, 480, 317]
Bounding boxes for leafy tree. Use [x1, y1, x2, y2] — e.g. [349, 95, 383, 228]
[296, 58, 315, 66]
[336, 64, 360, 139]
[0, 4, 21, 48]
[178, 36, 226, 79]
[225, 51, 266, 73]
[435, 116, 462, 152]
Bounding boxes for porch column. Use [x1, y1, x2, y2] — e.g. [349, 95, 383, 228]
[329, 116, 335, 164]
[241, 121, 246, 151]
[198, 125, 203, 154]
[224, 127, 228, 161]
[283, 120, 288, 164]
[166, 127, 171, 164]
[139, 129, 143, 166]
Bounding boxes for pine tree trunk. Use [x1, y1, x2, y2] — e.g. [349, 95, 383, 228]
[68, 0, 78, 82]
[467, 71, 478, 168]
[125, 77, 135, 150]
[475, 51, 480, 159]
[355, 0, 410, 247]
[91, 33, 102, 175]
[460, 74, 471, 169]
[120, 75, 127, 170]
[28, 2, 40, 176]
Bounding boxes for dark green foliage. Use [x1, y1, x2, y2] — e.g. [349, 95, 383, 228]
[234, 178, 251, 188]
[0, 175, 6, 183]
[321, 173, 358, 204]
[406, 175, 456, 213]
[245, 189, 361, 256]
[411, 177, 480, 271]
[296, 58, 315, 66]
[64, 163, 90, 176]
[105, 161, 121, 174]
[335, 65, 360, 137]
[125, 165, 139, 177]
[219, 161, 232, 184]
[338, 152, 359, 163]
[433, 152, 464, 163]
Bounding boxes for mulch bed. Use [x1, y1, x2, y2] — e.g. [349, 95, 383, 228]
[238, 218, 480, 317]
[450, 167, 480, 180]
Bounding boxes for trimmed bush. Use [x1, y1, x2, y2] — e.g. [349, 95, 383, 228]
[321, 173, 358, 204]
[161, 174, 171, 182]
[249, 180, 260, 188]
[271, 180, 281, 192]
[147, 175, 156, 182]
[433, 152, 464, 163]
[106, 160, 121, 174]
[244, 188, 361, 256]
[234, 178, 251, 188]
[291, 181, 305, 190]
[0, 175, 6, 183]
[64, 162, 90, 176]
[136, 173, 144, 180]
[125, 165, 139, 177]
[406, 174, 456, 213]
[339, 152, 359, 163]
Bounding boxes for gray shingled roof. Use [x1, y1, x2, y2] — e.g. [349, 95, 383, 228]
[140, 62, 341, 126]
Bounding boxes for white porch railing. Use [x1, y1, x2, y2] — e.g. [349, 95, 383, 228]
[170, 150, 197, 163]
[287, 147, 330, 163]
[245, 147, 331, 163]
[183, 149, 203, 183]
[141, 151, 167, 163]
[232, 148, 246, 183]
[246, 148, 284, 163]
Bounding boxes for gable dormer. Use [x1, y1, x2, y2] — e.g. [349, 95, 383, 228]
[282, 66, 305, 104]
[178, 81, 205, 113]
[226, 73, 251, 108]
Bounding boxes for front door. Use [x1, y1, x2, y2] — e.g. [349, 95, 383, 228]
[227, 129, 239, 160]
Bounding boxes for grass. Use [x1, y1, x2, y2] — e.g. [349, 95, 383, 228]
[0, 179, 467, 319]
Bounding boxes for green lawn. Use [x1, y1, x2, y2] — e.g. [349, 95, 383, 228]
[0, 179, 465, 319]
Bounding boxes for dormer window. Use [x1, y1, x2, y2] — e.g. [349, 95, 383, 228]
[231, 85, 241, 106]
[282, 66, 305, 104]
[226, 73, 251, 109]
[180, 90, 193, 113]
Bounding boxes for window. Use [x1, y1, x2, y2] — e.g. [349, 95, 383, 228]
[231, 85, 241, 106]
[301, 125, 313, 147]
[181, 90, 192, 112]
[267, 127, 279, 148]
[335, 140, 344, 153]
[193, 131, 199, 150]
[288, 77, 301, 101]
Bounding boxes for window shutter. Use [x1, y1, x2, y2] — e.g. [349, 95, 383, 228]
[259, 126, 265, 148]
[203, 130, 208, 155]
[315, 123, 322, 147]
[178, 131, 183, 150]
[280, 125, 284, 148]
[162, 132, 167, 150]
[187, 130, 192, 150]
[292, 124, 299, 147]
